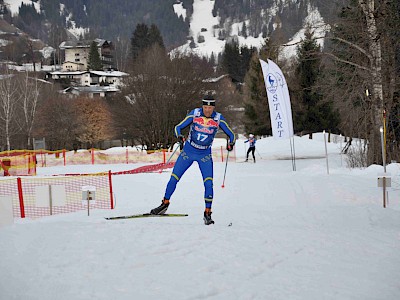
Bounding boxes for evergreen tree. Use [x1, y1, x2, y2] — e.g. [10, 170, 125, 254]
[241, 22, 247, 38]
[131, 23, 150, 61]
[149, 24, 165, 49]
[220, 40, 241, 82]
[87, 41, 102, 71]
[130, 23, 165, 63]
[221, 41, 256, 83]
[209, 52, 216, 66]
[239, 45, 255, 82]
[295, 29, 339, 137]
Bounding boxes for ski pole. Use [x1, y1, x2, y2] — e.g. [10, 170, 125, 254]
[159, 143, 180, 173]
[165, 143, 180, 164]
[221, 150, 230, 188]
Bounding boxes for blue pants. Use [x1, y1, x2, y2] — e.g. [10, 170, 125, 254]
[164, 144, 214, 208]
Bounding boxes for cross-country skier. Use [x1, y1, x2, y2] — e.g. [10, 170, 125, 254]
[244, 134, 256, 162]
[150, 94, 236, 225]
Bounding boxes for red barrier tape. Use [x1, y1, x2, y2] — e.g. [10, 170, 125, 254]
[112, 162, 175, 175]
[55, 162, 175, 177]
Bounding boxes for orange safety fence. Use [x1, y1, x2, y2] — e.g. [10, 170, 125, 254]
[0, 172, 113, 219]
[0, 146, 236, 171]
[0, 152, 36, 176]
[29, 148, 179, 167]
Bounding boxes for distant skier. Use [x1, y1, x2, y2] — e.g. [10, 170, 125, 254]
[244, 134, 256, 162]
[150, 94, 236, 225]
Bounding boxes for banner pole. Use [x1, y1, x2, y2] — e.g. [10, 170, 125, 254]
[289, 138, 296, 171]
[324, 130, 329, 175]
[380, 126, 386, 208]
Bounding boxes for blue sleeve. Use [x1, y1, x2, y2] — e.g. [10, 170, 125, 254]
[244, 139, 249, 143]
[219, 114, 236, 144]
[174, 109, 194, 138]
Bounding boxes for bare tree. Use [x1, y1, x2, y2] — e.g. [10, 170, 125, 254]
[34, 89, 80, 150]
[0, 70, 22, 150]
[17, 72, 44, 149]
[114, 37, 131, 72]
[75, 97, 115, 148]
[117, 45, 210, 149]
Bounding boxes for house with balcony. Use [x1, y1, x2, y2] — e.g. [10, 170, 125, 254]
[47, 38, 128, 97]
[59, 38, 114, 71]
[47, 69, 128, 98]
[49, 70, 128, 86]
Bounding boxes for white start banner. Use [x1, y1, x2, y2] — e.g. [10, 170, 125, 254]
[260, 59, 294, 139]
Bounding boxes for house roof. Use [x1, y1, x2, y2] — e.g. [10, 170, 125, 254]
[51, 71, 86, 75]
[203, 74, 230, 83]
[62, 61, 84, 66]
[50, 70, 128, 77]
[62, 86, 119, 94]
[59, 38, 111, 49]
[90, 70, 128, 77]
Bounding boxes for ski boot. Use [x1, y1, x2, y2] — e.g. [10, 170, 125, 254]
[150, 198, 170, 215]
[203, 209, 215, 225]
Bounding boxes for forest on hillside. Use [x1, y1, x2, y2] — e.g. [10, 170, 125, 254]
[14, 0, 341, 49]
[13, 0, 190, 49]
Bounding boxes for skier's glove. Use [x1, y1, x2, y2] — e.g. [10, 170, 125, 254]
[178, 135, 185, 150]
[227, 141, 235, 152]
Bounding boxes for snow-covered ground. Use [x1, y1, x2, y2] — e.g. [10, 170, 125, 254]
[0, 134, 400, 300]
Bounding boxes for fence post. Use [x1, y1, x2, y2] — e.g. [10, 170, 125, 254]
[221, 146, 224, 162]
[108, 170, 114, 209]
[33, 154, 37, 175]
[126, 148, 128, 164]
[17, 177, 25, 218]
[63, 149, 66, 166]
[28, 154, 31, 175]
[91, 148, 95, 165]
[163, 149, 166, 164]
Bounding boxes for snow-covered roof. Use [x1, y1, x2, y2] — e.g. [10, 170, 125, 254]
[203, 74, 230, 83]
[62, 86, 119, 94]
[50, 70, 128, 77]
[59, 38, 111, 49]
[51, 71, 86, 75]
[89, 70, 128, 77]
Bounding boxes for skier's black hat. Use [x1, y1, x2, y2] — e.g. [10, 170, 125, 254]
[202, 94, 216, 106]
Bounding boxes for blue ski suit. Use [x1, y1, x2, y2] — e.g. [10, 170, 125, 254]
[245, 137, 257, 161]
[164, 108, 236, 209]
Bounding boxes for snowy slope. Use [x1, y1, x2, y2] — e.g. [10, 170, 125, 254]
[4, 0, 40, 15]
[0, 134, 399, 300]
[173, 0, 327, 60]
